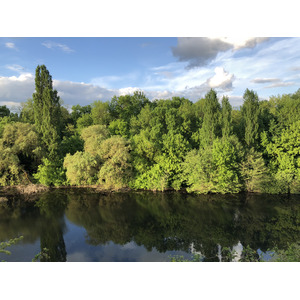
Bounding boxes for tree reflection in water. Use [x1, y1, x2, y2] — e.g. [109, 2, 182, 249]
[65, 191, 300, 261]
[35, 192, 68, 262]
[0, 190, 300, 261]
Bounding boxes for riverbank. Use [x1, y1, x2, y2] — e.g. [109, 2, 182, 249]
[1, 183, 299, 196]
[0, 184, 136, 196]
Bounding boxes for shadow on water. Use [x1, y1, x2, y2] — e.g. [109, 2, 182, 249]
[0, 189, 300, 261]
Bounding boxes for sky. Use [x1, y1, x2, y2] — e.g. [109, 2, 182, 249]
[1, 37, 300, 110]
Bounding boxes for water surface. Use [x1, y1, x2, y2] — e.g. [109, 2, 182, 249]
[1, 189, 299, 262]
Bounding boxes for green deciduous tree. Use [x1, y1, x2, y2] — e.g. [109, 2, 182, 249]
[241, 148, 270, 193]
[0, 122, 40, 185]
[182, 137, 242, 194]
[76, 113, 93, 131]
[262, 120, 300, 193]
[98, 136, 132, 189]
[20, 98, 35, 124]
[91, 101, 111, 125]
[71, 104, 91, 125]
[33, 158, 66, 186]
[63, 151, 99, 186]
[0, 105, 10, 118]
[80, 125, 109, 157]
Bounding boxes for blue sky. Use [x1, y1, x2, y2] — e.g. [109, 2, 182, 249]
[1, 37, 300, 110]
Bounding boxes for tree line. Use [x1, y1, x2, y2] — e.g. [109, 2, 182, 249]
[0, 65, 300, 194]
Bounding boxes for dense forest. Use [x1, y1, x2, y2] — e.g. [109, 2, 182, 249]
[1, 65, 300, 194]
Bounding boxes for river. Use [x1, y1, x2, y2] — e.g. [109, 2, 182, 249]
[0, 189, 299, 262]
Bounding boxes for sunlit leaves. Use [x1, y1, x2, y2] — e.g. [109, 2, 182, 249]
[63, 152, 99, 186]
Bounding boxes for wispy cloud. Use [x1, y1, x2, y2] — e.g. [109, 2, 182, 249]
[251, 78, 280, 84]
[90, 72, 139, 89]
[264, 81, 295, 89]
[42, 41, 74, 53]
[5, 64, 25, 73]
[5, 42, 18, 50]
[290, 66, 300, 72]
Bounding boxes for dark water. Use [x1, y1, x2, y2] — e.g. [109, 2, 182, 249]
[0, 189, 300, 262]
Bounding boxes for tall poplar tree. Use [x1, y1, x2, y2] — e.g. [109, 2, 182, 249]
[242, 89, 260, 148]
[200, 89, 221, 147]
[221, 96, 233, 138]
[32, 65, 62, 158]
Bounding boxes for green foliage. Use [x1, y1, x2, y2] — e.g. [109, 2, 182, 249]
[63, 151, 99, 185]
[0, 116, 15, 138]
[242, 89, 261, 148]
[0, 105, 10, 118]
[91, 101, 111, 125]
[0, 122, 40, 185]
[98, 136, 132, 189]
[59, 134, 84, 157]
[269, 243, 300, 262]
[269, 91, 300, 129]
[199, 89, 221, 147]
[33, 158, 66, 186]
[241, 148, 270, 193]
[32, 65, 62, 158]
[0, 236, 51, 262]
[109, 91, 150, 121]
[0, 148, 26, 186]
[240, 245, 260, 262]
[76, 113, 93, 130]
[170, 254, 203, 262]
[1, 72, 300, 195]
[0, 236, 24, 258]
[182, 137, 242, 194]
[80, 125, 109, 157]
[0, 122, 39, 157]
[71, 104, 91, 124]
[134, 163, 169, 191]
[221, 96, 233, 138]
[262, 120, 300, 193]
[20, 98, 35, 124]
[32, 248, 50, 262]
[108, 119, 129, 137]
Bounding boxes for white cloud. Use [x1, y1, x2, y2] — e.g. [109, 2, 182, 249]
[0, 74, 35, 105]
[0, 72, 245, 109]
[53, 80, 116, 105]
[0, 101, 22, 107]
[5, 42, 17, 50]
[219, 37, 269, 50]
[42, 41, 74, 53]
[207, 67, 234, 90]
[118, 87, 141, 96]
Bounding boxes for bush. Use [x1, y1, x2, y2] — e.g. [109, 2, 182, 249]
[97, 136, 132, 189]
[63, 151, 99, 185]
[33, 158, 66, 186]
